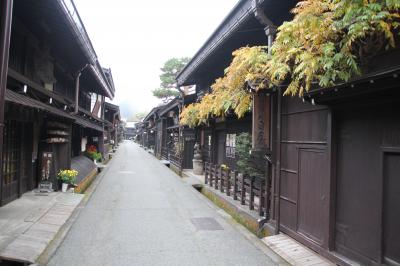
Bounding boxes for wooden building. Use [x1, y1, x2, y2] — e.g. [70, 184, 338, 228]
[142, 105, 165, 150]
[176, 0, 295, 171]
[104, 102, 122, 153]
[125, 121, 137, 140]
[154, 97, 195, 172]
[176, 0, 400, 265]
[0, 0, 115, 205]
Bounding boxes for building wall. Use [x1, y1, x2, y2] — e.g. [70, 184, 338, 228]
[335, 102, 400, 265]
[278, 96, 331, 250]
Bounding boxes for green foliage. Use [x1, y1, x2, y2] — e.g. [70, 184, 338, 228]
[86, 151, 102, 162]
[267, 0, 400, 96]
[160, 57, 191, 89]
[85, 145, 102, 162]
[235, 133, 264, 178]
[57, 169, 78, 184]
[181, 0, 400, 126]
[153, 57, 191, 102]
[152, 88, 180, 101]
[180, 47, 267, 127]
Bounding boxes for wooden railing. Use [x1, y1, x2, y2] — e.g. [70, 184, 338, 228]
[204, 162, 269, 217]
[169, 153, 182, 169]
[161, 147, 168, 160]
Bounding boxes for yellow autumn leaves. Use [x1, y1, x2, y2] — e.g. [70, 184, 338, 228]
[180, 46, 268, 127]
[180, 0, 400, 127]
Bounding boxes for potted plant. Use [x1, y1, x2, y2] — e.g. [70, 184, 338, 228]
[57, 169, 78, 192]
[85, 145, 102, 164]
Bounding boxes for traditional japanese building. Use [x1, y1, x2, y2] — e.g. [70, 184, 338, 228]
[104, 102, 122, 153]
[0, 0, 115, 205]
[176, 0, 400, 265]
[141, 105, 165, 150]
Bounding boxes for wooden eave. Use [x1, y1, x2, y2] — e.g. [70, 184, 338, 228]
[5, 89, 74, 120]
[8, 68, 68, 106]
[13, 0, 114, 99]
[176, 0, 253, 86]
[158, 99, 181, 117]
[305, 66, 400, 105]
[176, 0, 296, 87]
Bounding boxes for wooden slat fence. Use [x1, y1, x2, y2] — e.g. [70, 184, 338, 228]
[161, 147, 168, 160]
[169, 153, 182, 169]
[204, 162, 271, 218]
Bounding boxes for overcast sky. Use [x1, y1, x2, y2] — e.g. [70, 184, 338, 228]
[74, 0, 239, 119]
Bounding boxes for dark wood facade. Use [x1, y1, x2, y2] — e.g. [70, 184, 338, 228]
[104, 102, 122, 154]
[0, 0, 115, 206]
[175, 0, 400, 265]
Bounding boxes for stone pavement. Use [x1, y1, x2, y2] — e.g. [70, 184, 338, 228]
[0, 191, 83, 264]
[47, 141, 288, 266]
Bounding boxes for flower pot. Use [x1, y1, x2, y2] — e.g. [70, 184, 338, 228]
[193, 159, 203, 175]
[61, 183, 68, 192]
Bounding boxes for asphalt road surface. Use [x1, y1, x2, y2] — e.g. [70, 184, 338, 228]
[48, 141, 279, 266]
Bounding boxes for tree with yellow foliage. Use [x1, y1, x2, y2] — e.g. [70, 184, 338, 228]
[181, 0, 400, 127]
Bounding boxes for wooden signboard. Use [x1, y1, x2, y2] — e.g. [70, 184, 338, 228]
[41, 152, 53, 181]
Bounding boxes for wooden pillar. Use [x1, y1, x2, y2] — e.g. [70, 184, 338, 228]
[252, 92, 270, 151]
[0, 0, 13, 205]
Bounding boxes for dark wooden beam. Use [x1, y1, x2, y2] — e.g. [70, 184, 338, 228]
[0, 0, 13, 206]
[8, 67, 67, 105]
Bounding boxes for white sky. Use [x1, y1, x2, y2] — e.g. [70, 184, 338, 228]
[74, 0, 239, 119]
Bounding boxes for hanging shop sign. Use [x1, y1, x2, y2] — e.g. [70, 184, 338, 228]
[45, 121, 69, 144]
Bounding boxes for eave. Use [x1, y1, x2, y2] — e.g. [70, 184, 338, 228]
[158, 98, 181, 117]
[176, 0, 296, 87]
[176, 0, 255, 86]
[55, 0, 114, 99]
[305, 66, 400, 105]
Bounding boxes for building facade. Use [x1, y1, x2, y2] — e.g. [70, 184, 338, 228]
[0, 0, 115, 205]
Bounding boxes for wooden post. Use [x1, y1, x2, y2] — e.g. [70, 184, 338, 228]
[204, 162, 209, 184]
[240, 174, 245, 205]
[233, 171, 238, 200]
[250, 177, 255, 210]
[220, 167, 224, 193]
[226, 170, 231, 196]
[208, 163, 214, 187]
[260, 178, 265, 216]
[0, 0, 13, 206]
[214, 164, 219, 190]
[265, 160, 270, 218]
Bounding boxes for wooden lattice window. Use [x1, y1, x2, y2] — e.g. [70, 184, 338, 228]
[2, 121, 21, 185]
[226, 134, 236, 158]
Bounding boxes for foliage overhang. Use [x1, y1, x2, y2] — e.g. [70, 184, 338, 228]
[180, 0, 400, 127]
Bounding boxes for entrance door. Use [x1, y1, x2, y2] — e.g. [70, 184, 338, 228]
[383, 152, 400, 266]
[216, 131, 226, 165]
[182, 139, 194, 169]
[1, 121, 32, 205]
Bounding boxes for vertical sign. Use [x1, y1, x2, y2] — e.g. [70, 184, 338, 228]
[41, 152, 53, 181]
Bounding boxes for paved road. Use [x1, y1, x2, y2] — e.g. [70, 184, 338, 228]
[48, 142, 279, 266]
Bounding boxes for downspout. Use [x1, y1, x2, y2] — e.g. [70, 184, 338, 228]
[275, 87, 282, 235]
[74, 64, 90, 114]
[0, 0, 13, 206]
[252, 1, 277, 229]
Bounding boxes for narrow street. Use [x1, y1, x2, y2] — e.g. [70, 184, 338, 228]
[47, 141, 279, 266]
